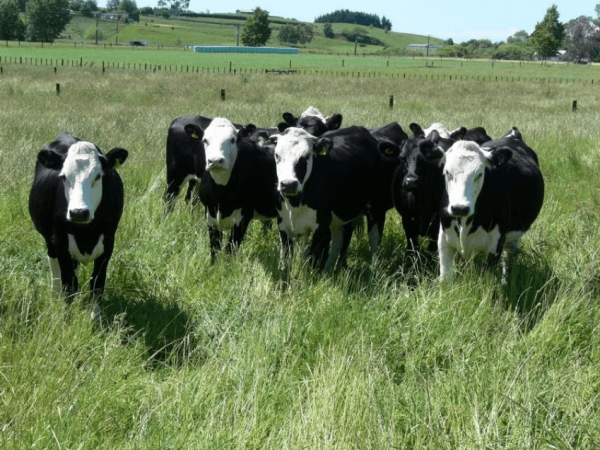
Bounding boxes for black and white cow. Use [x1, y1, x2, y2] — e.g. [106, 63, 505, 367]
[28, 132, 128, 308]
[270, 125, 383, 272]
[164, 115, 274, 206]
[197, 117, 279, 262]
[277, 106, 343, 137]
[438, 128, 544, 281]
[422, 123, 492, 147]
[391, 123, 446, 255]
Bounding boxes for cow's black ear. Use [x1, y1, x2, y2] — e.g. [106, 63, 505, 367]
[488, 147, 512, 167]
[409, 123, 425, 137]
[37, 149, 65, 170]
[238, 124, 257, 141]
[104, 148, 129, 169]
[325, 113, 343, 131]
[450, 126, 467, 140]
[313, 137, 333, 156]
[184, 124, 203, 140]
[282, 112, 297, 125]
[504, 126, 522, 141]
[427, 130, 441, 145]
[419, 140, 444, 162]
[378, 140, 401, 157]
[277, 122, 292, 132]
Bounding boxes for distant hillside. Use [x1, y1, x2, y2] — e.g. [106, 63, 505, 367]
[61, 13, 444, 54]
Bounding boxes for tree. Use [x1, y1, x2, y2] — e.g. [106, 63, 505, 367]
[507, 30, 529, 43]
[0, 0, 25, 40]
[26, 0, 71, 42]
[323, 22, 334, 38]
[241, 7, 271, 47]
[119, 0, 137, 14]
[156, 0, 189, 15]
[80, 0, 97, 17]
[530, 4, 565, 60]
[278, 23, 312, 45]
[445, 38, 454, 46]
[564, 16, 600, 62]
[381, 15, 392, 31]
[106, 0, 119, 10]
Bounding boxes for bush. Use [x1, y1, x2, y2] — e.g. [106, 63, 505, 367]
[84, 25, 104, 41]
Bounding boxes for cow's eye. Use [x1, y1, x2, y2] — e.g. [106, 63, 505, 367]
[475, 173, 483, 182]
[230, 137, 235, 144]
[202, 139, 208, 145]
[445, 172, 453, 181]
[95, 174, 102, 182]
[274, 153, 280, 162]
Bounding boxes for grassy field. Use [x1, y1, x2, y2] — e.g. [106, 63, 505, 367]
[2, 44, 599, 86]
[53, 13, 444, 54]
[0, 62, 600, 448]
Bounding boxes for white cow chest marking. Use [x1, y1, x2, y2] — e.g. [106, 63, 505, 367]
[207, 207, 243, 230]
[279, 202, 318, 238]
[68, 234, 105, 264]
[445, 221, 501, 257]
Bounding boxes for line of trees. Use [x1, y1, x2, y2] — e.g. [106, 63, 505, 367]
[314, 9, 391, 31]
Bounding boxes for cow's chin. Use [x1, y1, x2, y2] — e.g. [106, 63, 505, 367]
[281, 190, 301, 198]
[207, 165, 227, 173]
[68, 216, 93, 225]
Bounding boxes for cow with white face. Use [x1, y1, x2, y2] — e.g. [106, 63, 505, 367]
[438, 129, 544, 282]
[29, 132, 128, 309]
[270, 125, 382, 272]
[197, 117, 279, 261]
[164, 115, 277, 207]
[277, 106, 343, 137]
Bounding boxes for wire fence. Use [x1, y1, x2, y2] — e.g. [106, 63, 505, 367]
[1, 54, 599, 86]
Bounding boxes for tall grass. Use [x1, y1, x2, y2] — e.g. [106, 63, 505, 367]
[0, 64, 599, 448]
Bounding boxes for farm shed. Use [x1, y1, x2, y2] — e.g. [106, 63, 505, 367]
[193, 46, 298, 54]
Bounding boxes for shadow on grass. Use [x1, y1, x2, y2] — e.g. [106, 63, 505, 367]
[498, 250, 560, 330]
[102, 287, 201, 369]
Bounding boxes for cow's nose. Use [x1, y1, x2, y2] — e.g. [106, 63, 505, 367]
[207, 157, 226, 167]
[279, 180, 300, 195]
[404, 175, 418, 189]
[450, 205, 470, 217]
[69, 208, 90, 222]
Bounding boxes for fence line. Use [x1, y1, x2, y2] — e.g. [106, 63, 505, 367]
[0, 55, 597, 86]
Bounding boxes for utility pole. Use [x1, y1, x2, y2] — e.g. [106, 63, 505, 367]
[426, 35, 430, 57]
[236, 24, 240, 46]
[115, 16, 120, 45]
[95, 13, 99, 45]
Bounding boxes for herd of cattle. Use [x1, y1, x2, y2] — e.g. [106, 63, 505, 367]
[28, 107, 545, 306]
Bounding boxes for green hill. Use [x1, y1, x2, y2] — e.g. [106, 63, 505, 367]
[62, 13, 444, 54]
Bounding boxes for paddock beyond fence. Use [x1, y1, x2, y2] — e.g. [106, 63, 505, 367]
[1, 54, 599, 86]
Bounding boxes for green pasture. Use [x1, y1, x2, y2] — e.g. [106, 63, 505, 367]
[40, 13, 447, 53]
[2, 44, 600, 84]
[0, 64, 599, 448]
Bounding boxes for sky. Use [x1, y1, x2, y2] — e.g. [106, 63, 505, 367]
[104, 0, 597, 43]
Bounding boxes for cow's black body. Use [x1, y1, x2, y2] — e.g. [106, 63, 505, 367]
[29, 132, 127, 296]
[391, 128, 445, 254]
[199, 125, 279, 261]
[278, 126, 383, 270]
[440, 134, 544, 241]
[164, 115, 275, 205]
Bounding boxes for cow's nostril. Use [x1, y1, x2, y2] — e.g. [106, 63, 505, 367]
[450, 205, 470, 217]
[70, 208, 90, 222]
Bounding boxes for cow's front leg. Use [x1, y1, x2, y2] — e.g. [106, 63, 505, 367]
[227, 212, 252, 253]
[310, 211, 332, 271]
[438, 229, 456, 281]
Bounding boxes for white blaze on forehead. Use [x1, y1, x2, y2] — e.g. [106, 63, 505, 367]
[444, 141, 489, 215]
[424, 123, 451, 139]
[61, 141, 103, 222]
[203, 117, 239, 185]
[274, 128, 315, 188]
[300, 106, 325, 123]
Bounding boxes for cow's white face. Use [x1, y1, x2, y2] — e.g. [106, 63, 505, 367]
[300, 106, 325, 122]
[442, 141, 491, 218]
[60, 141, 104, 224]
[203, 117, 239, 185]
[273, 128, 317, 197]
[424, 123, 451, 139]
